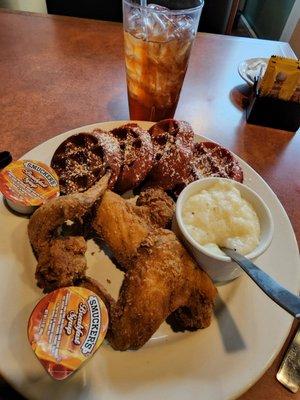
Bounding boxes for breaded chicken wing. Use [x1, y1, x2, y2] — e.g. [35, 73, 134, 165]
[28, 173, 110, 291]
[135, 187, 175, 228]
[28, 173, 110, 255]
[36, 236, 87, 292]
[93, 188, 175, 269]
[92, 190, 217, 350]
[93, 190, 150, 269]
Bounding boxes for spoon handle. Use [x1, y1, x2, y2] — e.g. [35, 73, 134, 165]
[222, 248, 300, 319]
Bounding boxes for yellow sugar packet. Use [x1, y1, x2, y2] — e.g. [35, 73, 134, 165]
[259, 56, 300, 102]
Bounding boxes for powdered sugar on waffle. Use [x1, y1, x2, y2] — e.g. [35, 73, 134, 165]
[147, 119, 194, 190]
[51, 132, 122, 194]
[191, 142, 243, 182]
[110, 123, 153, 193]
[50, 121, 244, 198]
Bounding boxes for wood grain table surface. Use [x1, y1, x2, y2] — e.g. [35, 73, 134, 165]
[0, 8, 299, 400]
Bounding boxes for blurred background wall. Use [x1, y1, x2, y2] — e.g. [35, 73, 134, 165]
[0, 0, 46, 13]
[289, 20, 300, 56]
[242, 0, 296, 39]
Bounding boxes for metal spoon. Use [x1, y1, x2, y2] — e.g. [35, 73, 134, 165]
[221, 247, 300, 319]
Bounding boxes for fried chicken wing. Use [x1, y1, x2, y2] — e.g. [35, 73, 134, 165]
[28, 173, 110, 255]
[28, 171, 216, 349]
[92, 190, 217, 351]
[93, 188, 175, 269]
[93, 190, 150, 269]
[36, 236, 87, 292]
[28, 173, 110, 291]
[135, 187, 175, 228]
[105, 230, 217, 350]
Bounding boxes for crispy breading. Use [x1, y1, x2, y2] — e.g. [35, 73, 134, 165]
[92, 190, 217, 351]
[106, 229, 217, 350]
[93, 188, 175, 269]
[136, 187, 175, 228]
[93, 191, 151, 268]
[28, 173, 110, 292]
[36, 236, 87, 292]
[28, 173, 110, 255]
[28, 176, 217, 349]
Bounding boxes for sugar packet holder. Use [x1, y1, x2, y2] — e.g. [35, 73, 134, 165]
[246, 84, 300, 132]
[246, 56, 300, 132]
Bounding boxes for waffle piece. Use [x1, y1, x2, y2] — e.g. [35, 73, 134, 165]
[110, 123, 153, 193]
[171, 141, 244, 197]
[191, 141, 244, 182]
[147, 119, 194, 190]
[51, 131, 121, 195]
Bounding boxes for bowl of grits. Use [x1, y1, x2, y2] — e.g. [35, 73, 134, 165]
[174, 178, 274, 282]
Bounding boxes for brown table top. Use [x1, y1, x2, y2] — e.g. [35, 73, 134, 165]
[0, 8, 299, 400]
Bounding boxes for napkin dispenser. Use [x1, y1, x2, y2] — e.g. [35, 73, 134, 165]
[246, 84, 300, 132]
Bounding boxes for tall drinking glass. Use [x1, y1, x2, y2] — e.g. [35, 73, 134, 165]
[123, 0, 204, 121]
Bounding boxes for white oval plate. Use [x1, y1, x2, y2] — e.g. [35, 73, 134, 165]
[238, 57, 269, 86]
[0, 121, 299, 400]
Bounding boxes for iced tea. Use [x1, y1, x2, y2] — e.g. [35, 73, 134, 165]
[123, 1, 203, 121]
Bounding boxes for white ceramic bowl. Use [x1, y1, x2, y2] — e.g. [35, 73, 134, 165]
[174, 177, 274, 283]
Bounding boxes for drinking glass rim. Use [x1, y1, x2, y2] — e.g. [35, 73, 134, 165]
[122, 0, 204, 15]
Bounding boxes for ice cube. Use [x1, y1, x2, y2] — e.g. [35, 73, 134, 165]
[143, 5, 174, 41]
[126, 3, 195, 42]
[173, 15, 195, 39]
[147, 4, 169, 11]
[126, 7, 147, 39]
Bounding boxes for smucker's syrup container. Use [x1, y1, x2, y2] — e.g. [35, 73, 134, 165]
[27, 286, 109, 380]
[0, 160, 60, 214]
